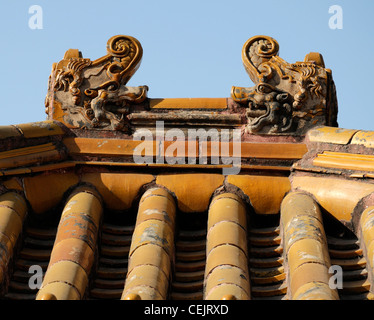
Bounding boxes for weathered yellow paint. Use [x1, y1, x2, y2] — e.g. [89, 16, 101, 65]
[64, 137, 157, 157]
[0, 161, 76, 177]
[360, 206, 374, 283]
[49, 238, 94, 272]
[292, 282, 339, 300]
[292, 176, 374, 222]
[156, 174, 224, 212]
[49, 101, 67, 126]
[126, 243, 170, 277]
[122, 187, 176, 300]
[0, 208, 23, 247]
[14, 121, 65, 138]
[365, 241, 374, 276]
[227, 175, 290, 214]
[204, 265, 250, 298]
[0, 143, 55, 160]
[0, 192, 27, 284]
[281, 192, 337, 300]
[60, 186, 102, 225]
[136, 187, 176, 226]
[208, 193, 247, 229]
[204, 193, 250, 300]
[37, 187, 103, 300]
[38, 260, 88, 299]
[307, 126, 359, 145]
[0, 192, 28, 219]
[129, 219, 174, 256]
[360, 207, 374, 246]
[0, 146, 61, 170]
[124, 265, 169, 297]
[287, 238, 330, 274]
[351, 130, 374, 148]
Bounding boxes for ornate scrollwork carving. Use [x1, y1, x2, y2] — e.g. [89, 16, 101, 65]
[232, 35, 338, 135]
[47, 35, 148, 131]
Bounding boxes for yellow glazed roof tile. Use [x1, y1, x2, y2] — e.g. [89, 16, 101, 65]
[351, 130, 374, 148]
[292, 175, 374, 222]
[0, 125, 22, 139]
[14, 121, 65, 138]
[149, 98, 228, 109]
[307, 126, 359, 145]
[313, 151, 374, 172]
[0, 173, 372, 300]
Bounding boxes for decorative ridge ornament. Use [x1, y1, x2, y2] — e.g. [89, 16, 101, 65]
[46, 35, 148, 131]
[231, 35, 338, 135]
[45, 34, 338, 137]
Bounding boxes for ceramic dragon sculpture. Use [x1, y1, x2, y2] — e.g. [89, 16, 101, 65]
[46, 35, 148, 131]
[45, 34, 338, 136]
[231, 35, 338, 135]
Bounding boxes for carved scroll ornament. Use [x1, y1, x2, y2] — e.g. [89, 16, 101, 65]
[46, 35, 148, 131]
[231, 35, 338, 135]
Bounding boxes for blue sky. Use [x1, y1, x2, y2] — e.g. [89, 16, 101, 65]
[0, 0, 373, 131]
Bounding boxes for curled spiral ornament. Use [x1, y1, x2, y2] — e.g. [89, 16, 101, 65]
[107, 35, 132, 57]
[252, 37, 279, 59]
[241, 35, 279, 83]
[105, 35, 143, 84]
